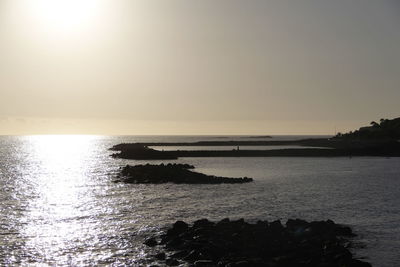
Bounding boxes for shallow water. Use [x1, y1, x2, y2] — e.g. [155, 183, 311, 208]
[0, 135, 399, 266]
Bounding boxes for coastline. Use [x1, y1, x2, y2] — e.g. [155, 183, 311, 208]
[110, 138, 400, 159]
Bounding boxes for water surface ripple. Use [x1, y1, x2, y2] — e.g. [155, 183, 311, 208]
[0, 135, 399, 266]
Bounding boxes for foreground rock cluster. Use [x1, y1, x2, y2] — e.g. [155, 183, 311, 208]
[115, 164, 253, 184]
[145, 218, 371, 267]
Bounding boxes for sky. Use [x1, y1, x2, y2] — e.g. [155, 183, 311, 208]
[0, 0, 399, 135]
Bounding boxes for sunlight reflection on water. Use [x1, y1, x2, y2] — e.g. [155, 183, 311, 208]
[0, 135, 399, 266]
[20, 135, 101, 265]
[7, 135, 153, 266]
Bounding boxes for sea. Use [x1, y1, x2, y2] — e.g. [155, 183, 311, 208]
[0, 135, 399, 266]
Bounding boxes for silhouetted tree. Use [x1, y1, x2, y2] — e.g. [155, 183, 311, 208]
[336, 117, 400, 140]
[370, 121, 379, 127]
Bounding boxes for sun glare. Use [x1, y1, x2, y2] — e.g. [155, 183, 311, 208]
[23, 0, 105, 35]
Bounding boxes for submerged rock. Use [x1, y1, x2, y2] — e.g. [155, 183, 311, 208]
[115, 163, 253, 184]
[144, 237, 158, 247]
[145, 218, 371, 267]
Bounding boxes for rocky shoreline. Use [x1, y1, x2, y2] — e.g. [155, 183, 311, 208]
[115, 164, 253, 184]
[144, 218, 371, 267]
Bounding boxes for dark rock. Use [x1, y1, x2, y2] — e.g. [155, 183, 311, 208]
[154, 252, 166, 260]
[216, 218, 230, 225]
[269, 220, 284, 232]
[170, 250, 189, 259]
[183, 249, 202, 262]
[116, 164, 253, 184]
[146, 218, 371, 267]
[166, 220, 189, 238]
[144, 237, 158, 247]
[166, 237, 184, 248]
[256, 220, 268, 227]
[335, 225, 355, 237]
[165, 258, 180, 266]
[193, 219, 215, 229]
[173, 220, 189, 231]
[286, 218, 309, 229]
[347, 259, 373, 267]
[111, 144, 178, 160]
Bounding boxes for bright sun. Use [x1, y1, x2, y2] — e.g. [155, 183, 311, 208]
[23, 0, 105, 35]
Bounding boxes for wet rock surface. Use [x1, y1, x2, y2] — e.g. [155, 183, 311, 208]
[115, 164, 253, 184]
[145, 218, 371, 267]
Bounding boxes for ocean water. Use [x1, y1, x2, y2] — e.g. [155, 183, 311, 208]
[0, 135, 399, 266]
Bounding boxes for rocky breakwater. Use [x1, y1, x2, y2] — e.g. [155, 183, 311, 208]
[115, 163, 253, 184]
[110, 144, 178, 160]
[144, 218, 371, 267]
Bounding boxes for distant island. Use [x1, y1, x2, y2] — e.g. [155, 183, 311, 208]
[241, 135, 272, 139]
[110, 117, 400, 159]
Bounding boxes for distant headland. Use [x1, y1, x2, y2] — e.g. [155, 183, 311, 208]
[110, 117, 400, 159]
[334, 117, 400, 140]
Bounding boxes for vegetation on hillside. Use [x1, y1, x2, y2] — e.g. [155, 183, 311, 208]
[335, 117, 400, 140]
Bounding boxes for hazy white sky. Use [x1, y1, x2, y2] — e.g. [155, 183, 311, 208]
[0, 0, 399, 135]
